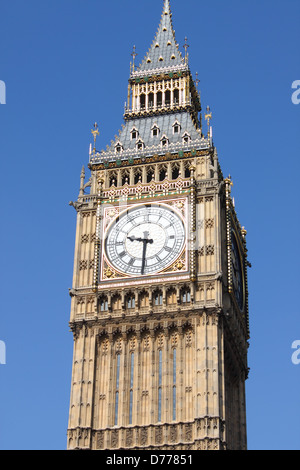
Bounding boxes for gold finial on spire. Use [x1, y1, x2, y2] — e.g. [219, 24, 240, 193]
[131, 45, 137, 73]
[205, 106, 212, 139]
[183, 37, 189, 64]
[91, 122, 99, 153]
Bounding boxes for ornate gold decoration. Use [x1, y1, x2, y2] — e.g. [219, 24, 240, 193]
[163, 252, 186, 273]
[104, 266, 114, 279]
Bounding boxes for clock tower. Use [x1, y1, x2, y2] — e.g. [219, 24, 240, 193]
[67, 0, 250, 451]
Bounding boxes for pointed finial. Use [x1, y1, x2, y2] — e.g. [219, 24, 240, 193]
[205, 106, 212, 139]
[183, 37, 189, 64]
[91, 122, 99, 152]
[79, 165, 85, 196]
[131, 45, 137, 73]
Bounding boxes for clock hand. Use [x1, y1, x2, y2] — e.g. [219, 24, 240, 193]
[127, 235, 143, 242]
[127, 231, 153, 275]
[141, 231, 153, 275]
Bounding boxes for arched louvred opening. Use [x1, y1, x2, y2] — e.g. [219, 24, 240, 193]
[140, 93, 146, 110]
[134, 168, 142, 185]
[173, 88, 179, 105]
[184, 164, 191, 178]
[121, 170, 130, 186]
[109, 171, 117, 187]
[171, 163, 180, 180]
[148, 92, 154, 109]
[146, 166, 154, 183]
[159, 166, 167, 181]
[157, 91, 162, 108]
[165, 90, 171, 107]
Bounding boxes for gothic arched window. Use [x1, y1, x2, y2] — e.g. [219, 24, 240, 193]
[181, 287, 191, 303]
[126, 293, 135, 309]
[99, 295, 108, 312]
[154, 289, 163, 306]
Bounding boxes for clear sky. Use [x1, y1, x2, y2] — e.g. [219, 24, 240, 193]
[0, 0, 299, 450]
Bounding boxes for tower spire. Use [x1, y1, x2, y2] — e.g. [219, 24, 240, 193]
[134, 0, 185, 76]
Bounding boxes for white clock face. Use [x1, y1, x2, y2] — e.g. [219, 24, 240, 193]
[104, 204, 185, 276]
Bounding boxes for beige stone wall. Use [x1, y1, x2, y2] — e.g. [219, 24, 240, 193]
[67, 149, 248, 451]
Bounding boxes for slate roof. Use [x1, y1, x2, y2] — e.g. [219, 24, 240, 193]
[115, 112, 200, 150]
[133, 0, 186, 76]
[91, 112, 209, 164]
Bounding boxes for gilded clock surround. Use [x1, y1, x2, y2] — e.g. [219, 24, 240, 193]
[101, 199, 188, 281]
[67, 0, 250, 451]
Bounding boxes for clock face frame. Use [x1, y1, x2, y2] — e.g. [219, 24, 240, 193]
[231, 230, 245, 311]
[103, 203, 186, 277]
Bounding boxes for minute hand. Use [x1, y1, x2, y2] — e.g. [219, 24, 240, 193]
[127, 231, 153, 275]
[141, 236, 153, 275]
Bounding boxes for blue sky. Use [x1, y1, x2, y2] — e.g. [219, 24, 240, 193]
[0, 0, 299, 450]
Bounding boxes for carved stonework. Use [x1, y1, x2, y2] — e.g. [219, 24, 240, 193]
[155, 426, 163, 445]
[126, 428, 133, 448]
[96, 431, 104, 449]
[140, 427, 148, 446]
[111, 429, 119, 448]
[169, 425, 177, 443]
[185, 423, 192, 442]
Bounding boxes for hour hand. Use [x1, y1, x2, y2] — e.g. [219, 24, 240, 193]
[127, 235, 142, 242]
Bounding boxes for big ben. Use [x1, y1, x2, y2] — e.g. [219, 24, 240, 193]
[67, 0, 250, 451]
